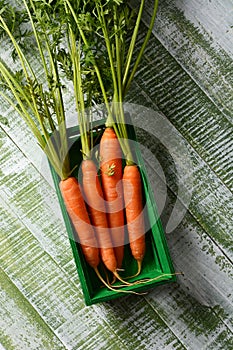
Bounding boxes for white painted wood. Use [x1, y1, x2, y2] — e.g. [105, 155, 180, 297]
[0, 0, 233, 349]
[0, 269, 66, 350]
[141, 0, 233, 121]
[1, 128, 232, 349]
[172, 0, 233, 56]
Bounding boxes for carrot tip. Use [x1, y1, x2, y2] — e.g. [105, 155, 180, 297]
[94, 268, 145, 295]
[136, 260, 142, 276]
[111, 275, 117, 285]
[104, 267, 111, 286]
[94, 267, 117, 292]
[130, 272, 184, 286]
[124, 260, 142, 280]
[113, 271, 132, 285]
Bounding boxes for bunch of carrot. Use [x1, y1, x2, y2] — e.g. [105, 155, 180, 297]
[0, 0, 161, 291]
[60, 125, 145, 289]
[59, 0, 161, 288]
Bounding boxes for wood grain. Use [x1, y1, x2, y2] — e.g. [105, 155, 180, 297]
[0, 0, 233, 349]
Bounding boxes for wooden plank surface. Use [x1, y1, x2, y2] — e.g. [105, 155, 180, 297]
[1, 1, 233, 349]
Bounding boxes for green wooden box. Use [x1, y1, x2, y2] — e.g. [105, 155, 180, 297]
[49, 119, 176, 305]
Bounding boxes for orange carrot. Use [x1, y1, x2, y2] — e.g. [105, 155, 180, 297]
[82, 158, 131, 284]
[100, 127, 125, 268]
[59, 177, 100, 269]
[123, 164, 146, 275]
[82, 159, 117, 273]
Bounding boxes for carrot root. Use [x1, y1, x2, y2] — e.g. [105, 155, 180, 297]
[123, 165, 146, 268]
[113, 270, 132, 285]
[82, 159, 118, 274]
[100, 127, 125, 269]
[111, 275, 117, 285]
[125, 260, 142, 279]
[94, 268, 147, 295]
[60, 177, 100, 269]
[129, 272, 184, 286]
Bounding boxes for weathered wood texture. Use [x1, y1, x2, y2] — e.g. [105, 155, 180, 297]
[0, 1, 232, 349]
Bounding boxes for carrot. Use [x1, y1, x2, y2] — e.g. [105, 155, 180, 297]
[59, 176, 100, 269]
[60, 170, 150, 291]
[82, 159, 117, 272]
[82, 158, 131, 284]
[100, 127, 125, 269]
[123, 164, 146, 275]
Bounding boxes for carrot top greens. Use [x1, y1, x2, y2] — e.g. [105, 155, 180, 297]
[0, 0, 71, 179]
[64, 0, 159, 164]
[0, 0, 159, 169]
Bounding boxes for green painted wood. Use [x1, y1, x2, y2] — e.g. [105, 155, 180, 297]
[1, 0, 233, 349]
